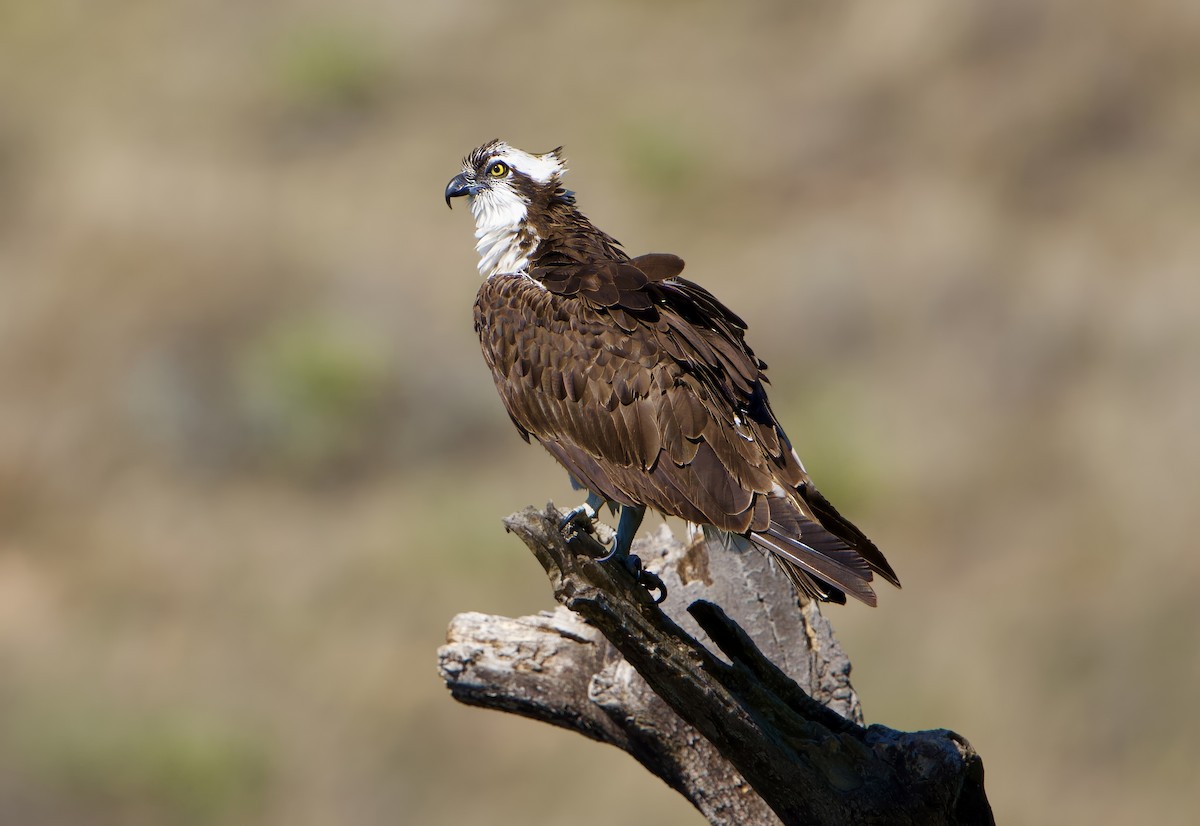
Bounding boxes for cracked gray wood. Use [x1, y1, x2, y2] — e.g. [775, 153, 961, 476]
[437, 504, 993, 826]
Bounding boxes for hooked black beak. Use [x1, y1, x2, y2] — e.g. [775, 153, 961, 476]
[444, 173, 476, 208]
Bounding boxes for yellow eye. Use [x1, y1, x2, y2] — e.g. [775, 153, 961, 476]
[487, 161, 509, 178]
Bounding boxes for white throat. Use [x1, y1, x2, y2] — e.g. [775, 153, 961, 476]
[470, 191, 538, 279]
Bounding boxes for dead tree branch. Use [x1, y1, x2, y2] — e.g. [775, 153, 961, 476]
[437, 504, 993, 826]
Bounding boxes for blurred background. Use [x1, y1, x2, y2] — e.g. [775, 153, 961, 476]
[1, 1, 1198, 823]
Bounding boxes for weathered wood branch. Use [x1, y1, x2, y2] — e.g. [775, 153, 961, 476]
[438, 504, 993, 826]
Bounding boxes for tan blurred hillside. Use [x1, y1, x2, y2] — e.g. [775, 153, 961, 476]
[1, 1, 1198, 824]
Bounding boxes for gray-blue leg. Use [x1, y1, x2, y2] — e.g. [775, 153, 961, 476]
[597, 504, 645, 563]
[600, 505, 665, 604]
[558, 500, 665, 603]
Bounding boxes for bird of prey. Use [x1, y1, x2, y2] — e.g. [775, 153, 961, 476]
[446, 139, 899, 606]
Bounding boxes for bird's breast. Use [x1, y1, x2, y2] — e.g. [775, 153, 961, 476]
[476, 275, 574, 376]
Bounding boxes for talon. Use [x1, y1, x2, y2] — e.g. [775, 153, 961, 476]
[564, 501, 664, 602]
[639, 570, 668, 604]
[621, 553, 643, 578]
[596, 543, 624, 564]
[559, 503, 597, 533]
[605, 551, 668, 603]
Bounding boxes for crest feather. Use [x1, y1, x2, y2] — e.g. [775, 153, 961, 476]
[465, 139, 566, 186]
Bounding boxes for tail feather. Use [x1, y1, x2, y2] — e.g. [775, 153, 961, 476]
[799, 485, 901, 587]
[703, 486, 895, 607]
[703, 526, 854, 604]
[749, 530, 878, 607]
[776, 557, 848, 605]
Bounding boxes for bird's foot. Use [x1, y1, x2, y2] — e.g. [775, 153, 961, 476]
[559, 502, 665, 603]
[627, 554, 667, 604]
[597, 547, 667, 605]
[558, 502, 598, 536]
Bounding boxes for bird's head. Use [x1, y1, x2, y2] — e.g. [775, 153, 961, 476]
[446, 139, 568, 227]
[446, 140, 572, 277]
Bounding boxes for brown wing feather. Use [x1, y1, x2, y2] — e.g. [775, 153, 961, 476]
[475, 252, 894, 605]
[628, 253, 684, 281]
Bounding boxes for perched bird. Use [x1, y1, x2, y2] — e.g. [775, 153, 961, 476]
[446, 140, 899, 606]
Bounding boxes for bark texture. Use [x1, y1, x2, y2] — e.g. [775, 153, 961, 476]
[437, 504, 993, 826]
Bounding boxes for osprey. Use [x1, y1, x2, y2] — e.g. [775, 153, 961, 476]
[446, 140, 899, 606]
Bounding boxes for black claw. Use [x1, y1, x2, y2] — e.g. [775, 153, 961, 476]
[559, 505, 596, 534]
[596, 544, 621, 564]
[640, 570, 668, 604]
[618, 553, 668, 604]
